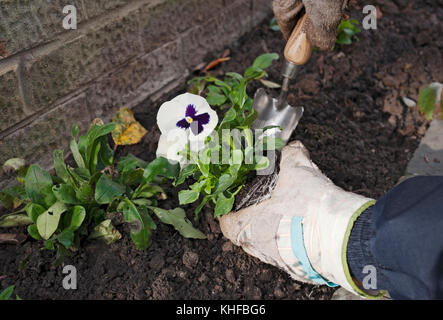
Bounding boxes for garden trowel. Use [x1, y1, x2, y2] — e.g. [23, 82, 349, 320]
[252, 14, 312, 145]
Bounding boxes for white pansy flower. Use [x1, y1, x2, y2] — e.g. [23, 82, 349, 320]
[156, 93, 218, 141]
[156, 93, 218, 164]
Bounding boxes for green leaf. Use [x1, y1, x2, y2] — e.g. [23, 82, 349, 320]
[0, 285, 14, 301]
[57, 229, 74, 249]
[85, 123, 116, 173]
[207, 92, 227, 106]
[52, 184, 79, 204]
[43, 239, 55, 251]
[149, 207, 206, 239]
[194, 195, 211, 218]
[174, 164, 198, 186]
[178, 189, 200, 205]
[243, 109, 258, 127]
[225, 72, 243, 82]
[140, 156, 180, 186]
[250, 156, 270, 170]
[36, 202, 68, 240]
[214, 174, 235, 194]
[73, 167, 91, 181]
[94, 174, 125, 204]
[214, 192, 235, 217]
[259, 79, 281, 89]
[88, 219, 122, 245]
[117, 154, 148, 171]
[258, 137, 284, 151]
[122, 168, 144, 186]
[75, 183, 93, 203]
[0, 185, 25, 210]
[0, 212, 33, 227]
[270, 17, 280, 31]
[53, 150, 69, 183]
[26, 203, 46, 223]
[132, 198, 153, 206]
[63, 206, 86, 231]
[70, 136, 86, 169]
[418, 85, 440, 120]
[121, 198, 153, 250]
[252, 53, 279, 70]
[24, 165, 54, 207]
[99, 136, 114, 166]
[27, 224, 43, 240]
[221, 107, 237, 126]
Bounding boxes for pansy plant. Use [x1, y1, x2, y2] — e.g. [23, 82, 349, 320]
[0, 118, 205, 263]
[157, 53, 283, 219]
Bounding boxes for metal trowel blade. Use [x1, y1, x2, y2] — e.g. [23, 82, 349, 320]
[251, 88, 304, 145]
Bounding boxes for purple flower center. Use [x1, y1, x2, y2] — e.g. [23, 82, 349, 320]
[176, 104, 210, 135]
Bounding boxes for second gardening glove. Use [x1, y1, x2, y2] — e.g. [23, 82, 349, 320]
[273, 0, 348, 50]
[219, 141, 382, 298]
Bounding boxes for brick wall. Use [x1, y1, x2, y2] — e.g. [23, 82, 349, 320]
[0, 0, 272, 188]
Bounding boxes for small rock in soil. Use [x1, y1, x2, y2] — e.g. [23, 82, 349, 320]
[258, 269, 273, 282]
[401, 96, 416, 108]
[222, 241, 234, 252]
[274, 286, 286, 299]
[198, 273, 208, 283]
[225, 269, 236, 283]
[149, 254, 165, 270]
[182, 251, 199, 269]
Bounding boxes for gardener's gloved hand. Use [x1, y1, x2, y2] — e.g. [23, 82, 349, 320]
[219, 141, 377, 296]
[273, 0, 348, 50]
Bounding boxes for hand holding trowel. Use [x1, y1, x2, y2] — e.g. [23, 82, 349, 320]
[252, 14, 312, 145]
[253, 0, 347, 144]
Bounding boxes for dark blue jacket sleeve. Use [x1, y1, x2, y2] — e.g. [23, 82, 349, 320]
[347, 176, 443, 299]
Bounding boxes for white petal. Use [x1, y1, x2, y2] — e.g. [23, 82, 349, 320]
[156, 100, 187, 135]
[156, 129, 188, 165]
[188, 106, 218, 141]
[171, 92, 209, 110]
[189, 137, 207, 153]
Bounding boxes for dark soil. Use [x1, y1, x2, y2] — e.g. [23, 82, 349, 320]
[1, 0, 442, 300]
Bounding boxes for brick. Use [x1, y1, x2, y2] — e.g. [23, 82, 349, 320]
[181, 0, 253, 69]
[0, 93, 91, 172]
[137, 0, 226, 54]
[26, 9, 142, 111]
[0, 70, 27, 132]
[0, 0, 85, 58]
[87, 40, 185, 122]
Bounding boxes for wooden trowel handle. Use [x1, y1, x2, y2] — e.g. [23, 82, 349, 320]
[284, 14, 312, 65]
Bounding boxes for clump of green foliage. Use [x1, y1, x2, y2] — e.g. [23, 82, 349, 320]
[0, 120, 205, 262]
[336, 18, 361, 46]
[0, 285, 20, 300]
[418, 83, 443, 120]
[178, 53, 283, 219]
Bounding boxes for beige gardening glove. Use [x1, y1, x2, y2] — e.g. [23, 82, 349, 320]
[219, 141, 380, 297]
[273, 0, 348, 50]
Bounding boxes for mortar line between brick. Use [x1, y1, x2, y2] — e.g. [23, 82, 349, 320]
[16, 58, 33, 116]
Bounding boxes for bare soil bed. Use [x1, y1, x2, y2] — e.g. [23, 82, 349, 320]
[1, 0, 442, 299]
